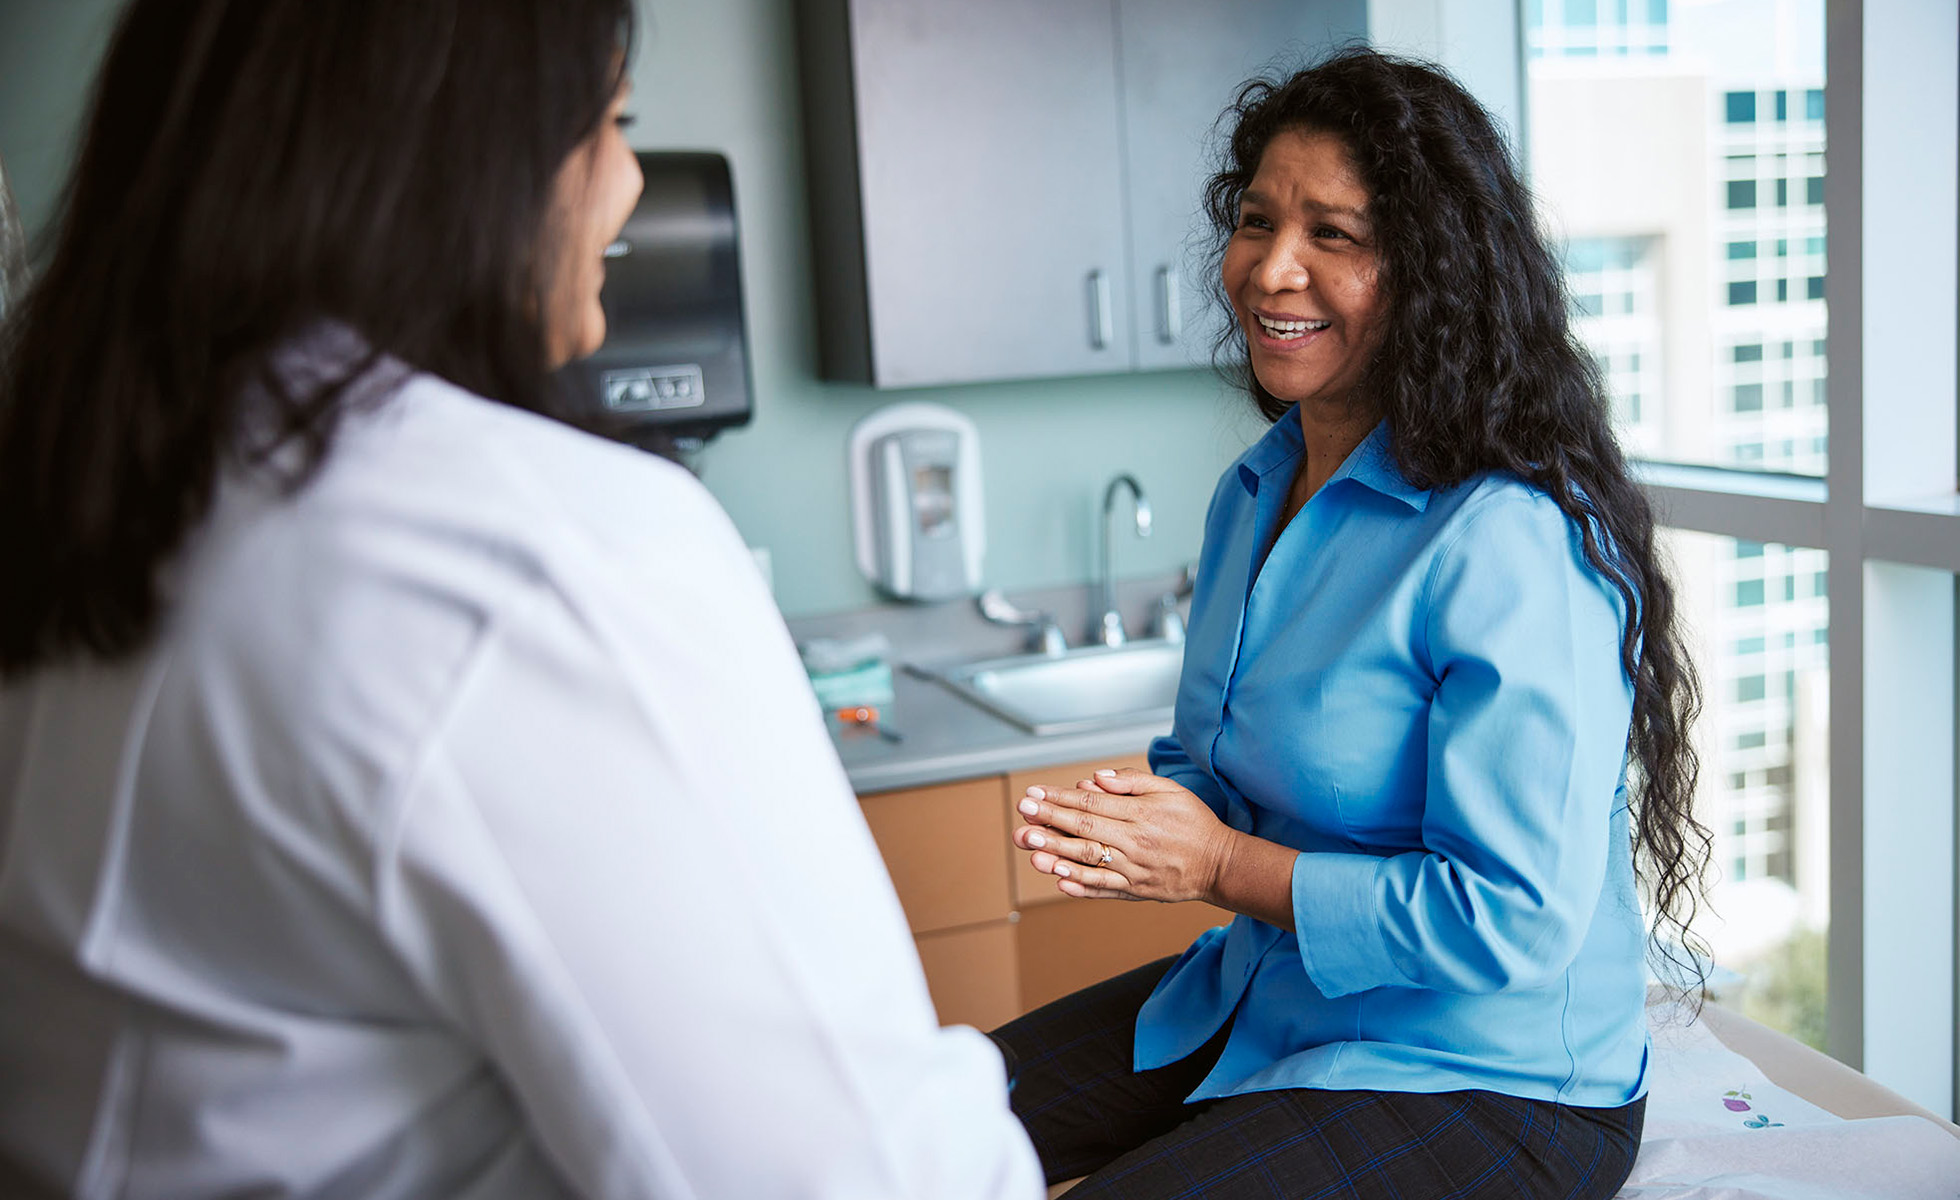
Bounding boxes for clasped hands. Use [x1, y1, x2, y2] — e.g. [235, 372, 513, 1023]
[1012, 767, 1236, 904]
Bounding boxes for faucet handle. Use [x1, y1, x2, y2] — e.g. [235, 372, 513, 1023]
[1097, 608, 1127, 648]
[978, 589, 1069, 656]
[1153, 592, 1185, 645]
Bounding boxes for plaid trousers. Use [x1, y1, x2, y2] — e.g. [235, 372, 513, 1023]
[989, 956, 1643, 1200]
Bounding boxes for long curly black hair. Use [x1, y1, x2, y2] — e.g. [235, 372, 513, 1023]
[1206, 47, 1712, 992]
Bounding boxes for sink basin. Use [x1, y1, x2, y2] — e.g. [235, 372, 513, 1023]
[918, 640, 1184, 736]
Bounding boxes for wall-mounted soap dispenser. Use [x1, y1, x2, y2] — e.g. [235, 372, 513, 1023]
[847, 402, 984, 601]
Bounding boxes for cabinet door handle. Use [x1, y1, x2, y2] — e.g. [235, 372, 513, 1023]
[1087, 269, 1114, 351]
[1155, 265, 1182, 344]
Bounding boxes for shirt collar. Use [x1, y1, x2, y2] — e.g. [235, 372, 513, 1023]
[1236, 411, 1430, 512]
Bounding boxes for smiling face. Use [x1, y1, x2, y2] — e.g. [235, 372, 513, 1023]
[541, 80, 643, 368]
[1222, 128, 1386, 413]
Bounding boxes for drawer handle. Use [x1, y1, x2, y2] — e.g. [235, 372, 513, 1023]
[1155, 265, 1181, 344]
[1087, 269, 1114, 351]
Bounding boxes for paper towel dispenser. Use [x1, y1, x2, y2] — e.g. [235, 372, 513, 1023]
[561, 151, 753, 447]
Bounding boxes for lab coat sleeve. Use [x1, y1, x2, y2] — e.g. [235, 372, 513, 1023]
[372, 570, 1041, 1199]
[1292, 490, 1634, 998]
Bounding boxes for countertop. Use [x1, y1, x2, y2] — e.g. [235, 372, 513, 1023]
[786, 571, 1187, 795]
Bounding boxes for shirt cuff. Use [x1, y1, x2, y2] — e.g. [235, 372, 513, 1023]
[1292, 851, 1401, 998]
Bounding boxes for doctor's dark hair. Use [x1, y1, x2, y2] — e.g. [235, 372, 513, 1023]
[1204, 48, 1712, 994]
[0, 0, 635, 675]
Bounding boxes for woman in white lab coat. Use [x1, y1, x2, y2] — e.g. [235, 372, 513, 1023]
[0, 2, 1039, 1197]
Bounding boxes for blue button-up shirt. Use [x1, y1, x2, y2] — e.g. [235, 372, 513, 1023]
[1137, 414, 1650, 1108]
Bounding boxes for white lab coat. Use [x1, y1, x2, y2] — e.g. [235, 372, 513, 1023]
[0, 361, 1041, 1199]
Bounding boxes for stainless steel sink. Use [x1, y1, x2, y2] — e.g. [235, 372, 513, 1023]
[916, 639, 1183, 736]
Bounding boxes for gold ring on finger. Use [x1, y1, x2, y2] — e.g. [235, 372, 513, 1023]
[1097, 845, 1113, 866]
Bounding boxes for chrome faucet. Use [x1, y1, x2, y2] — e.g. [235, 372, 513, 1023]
[1094, 473, 1152, 646]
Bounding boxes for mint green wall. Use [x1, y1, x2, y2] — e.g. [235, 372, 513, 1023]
[0, 0, 1264, 616]
[0, 2, 121, 249]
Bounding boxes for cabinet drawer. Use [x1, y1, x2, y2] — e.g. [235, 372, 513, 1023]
[1015, 898, 1232, 1013]
[915, 920, 1020, 1031]
[1004, 754, 1150, 909]
[860, 777, 1012, 934]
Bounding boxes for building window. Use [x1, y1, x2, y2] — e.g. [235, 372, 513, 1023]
[1727, 90, 1757, 123]
[1734, 343, 1764, 362]
[1733, 383, 1765, 411]
[1728, 180, 1758, 209]
[1805, 87, 1824, 120]
[1805, 176, 1825, 205]
[1728, 240, 1758, 259]
[1729, 281, 1758, 305]
[1807, 276, 1825, 300]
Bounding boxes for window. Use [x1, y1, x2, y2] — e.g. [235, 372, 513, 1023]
[1531, 6, 1959, 1105]
[1733, 383, 1764, 411]
[1532, 0, 1669, 56]
[1734, 343, 1764, 362]
[1532, 28, 1827, 477]
[1661, 532, 1831, 1048]
[1561, 237, 1662, 455]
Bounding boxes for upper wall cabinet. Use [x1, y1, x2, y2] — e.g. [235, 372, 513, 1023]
[797, 0, 1369, 389]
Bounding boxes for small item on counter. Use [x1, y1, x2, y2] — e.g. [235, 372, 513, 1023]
[836, 706, 904, 744]
[799, 632, 896, 710]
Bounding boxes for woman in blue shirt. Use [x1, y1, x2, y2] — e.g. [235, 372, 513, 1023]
[994, 49, 1708, 1200]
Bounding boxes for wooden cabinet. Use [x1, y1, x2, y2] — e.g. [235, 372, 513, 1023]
[796, 0, 1368, 388]
[861, 753, 1236, 1030]
[1016, 894, 1233, 1012]
[860, 777, 1013, 933]
[915, 922, 1021, 1030]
